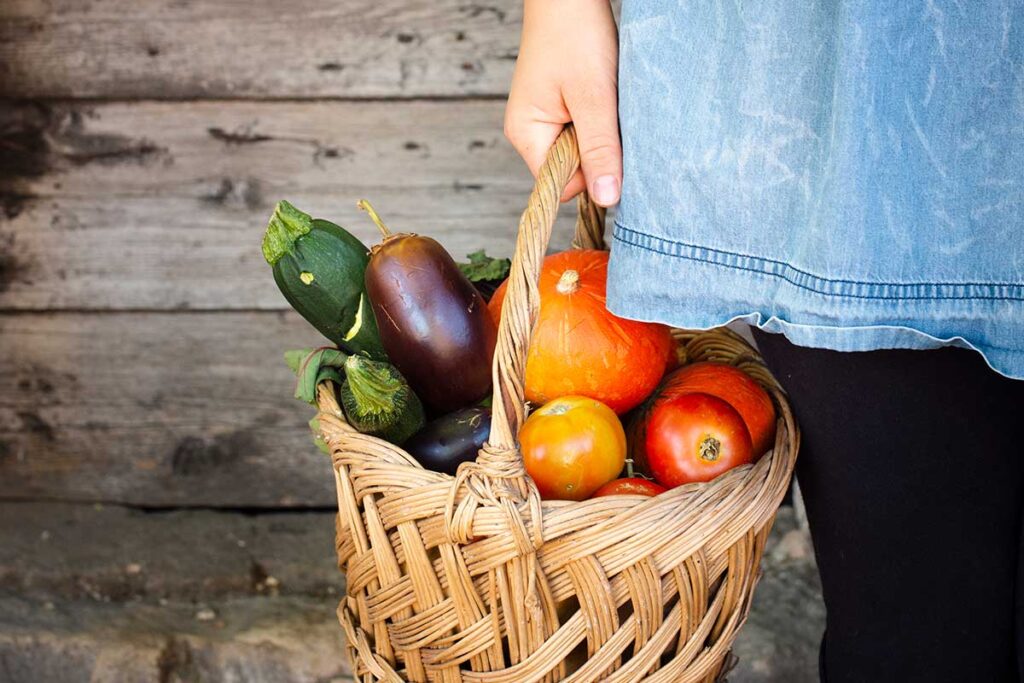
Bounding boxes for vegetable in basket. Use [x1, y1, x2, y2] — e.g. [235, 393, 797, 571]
[628, 362, 777, 467]
[592, 477, 666, 497]
[645, 393, 753, 486]
[262, 201, 385, 360]
[519, 395, 626, 501]
[403, 406, 491, 475]
[285, 348, 425, 445]
[360, 200, 497, 414]
[340, 355, 426, 445]
[489, 250, 674, 414]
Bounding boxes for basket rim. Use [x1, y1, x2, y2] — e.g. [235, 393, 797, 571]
[318, 324, 798, 550]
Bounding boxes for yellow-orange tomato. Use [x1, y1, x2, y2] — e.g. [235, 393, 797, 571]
[519, 396, 626, 501]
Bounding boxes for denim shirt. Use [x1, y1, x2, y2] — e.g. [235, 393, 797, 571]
[606, 0, 1024, 378]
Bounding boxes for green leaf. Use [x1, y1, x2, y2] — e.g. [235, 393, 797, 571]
[293, 347, 349, 404]
[457, 250, 511, 283]
[284, 348, 314, 374]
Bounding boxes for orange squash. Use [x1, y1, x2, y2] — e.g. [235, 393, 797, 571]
[488, 250, 673, 414]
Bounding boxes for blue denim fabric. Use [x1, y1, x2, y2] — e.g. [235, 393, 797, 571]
[606, 0, 1024, 378]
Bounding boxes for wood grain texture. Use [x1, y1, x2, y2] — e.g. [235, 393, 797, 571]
[0, 596, 353, 682]
[0, 503, 341, 602]
[0, 0, 520, 99]
[0, 311, 343, 507]
[0, 99, 577, 310]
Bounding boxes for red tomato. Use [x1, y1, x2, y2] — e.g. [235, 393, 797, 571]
[646, 393, 754, 487]
[628, 362, 776, 471]
[592, 477, 667, 498]
[662, 362, 776, 455]
[520, 396, 626, 501]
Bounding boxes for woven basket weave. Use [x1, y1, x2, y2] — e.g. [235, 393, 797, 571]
[314, 126, 799, 683]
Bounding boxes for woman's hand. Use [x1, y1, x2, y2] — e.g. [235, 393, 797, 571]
[505, 0, 621, 206]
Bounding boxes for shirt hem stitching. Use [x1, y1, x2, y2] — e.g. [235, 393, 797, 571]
[613, 222, 1024, 302]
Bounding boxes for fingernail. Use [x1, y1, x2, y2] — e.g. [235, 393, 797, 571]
[592, 175, 620, 206]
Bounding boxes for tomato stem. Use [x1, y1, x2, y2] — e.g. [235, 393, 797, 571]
[699, 436, 721, 462]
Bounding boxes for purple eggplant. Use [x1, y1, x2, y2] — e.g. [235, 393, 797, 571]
[360, 201, 497, 414]
[403, 407, 491, 475]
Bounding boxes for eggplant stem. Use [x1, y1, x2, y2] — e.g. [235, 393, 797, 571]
[357, 199, 393, 238]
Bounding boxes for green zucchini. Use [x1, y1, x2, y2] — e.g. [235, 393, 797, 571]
[262, 201, 385, 360]
[339, 355, 425, 445]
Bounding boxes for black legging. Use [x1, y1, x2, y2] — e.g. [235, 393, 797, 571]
[752, 329, 1024, 683]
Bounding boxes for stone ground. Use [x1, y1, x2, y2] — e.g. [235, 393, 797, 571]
[0, 502, 823, 682]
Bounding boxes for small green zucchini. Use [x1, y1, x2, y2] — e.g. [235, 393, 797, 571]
[263, 201, 385, 360]
[339, 355, 426, 445]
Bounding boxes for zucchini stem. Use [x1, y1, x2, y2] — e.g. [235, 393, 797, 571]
[345, 355, 400, 416]
[357, 199, 394, 239]
[262, 200, 313, 265]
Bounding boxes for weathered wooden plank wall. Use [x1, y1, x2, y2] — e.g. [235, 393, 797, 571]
[0, 0, 521, 98]
[0, 100, 574, 310]
[0, 0, 578, 506]
[1, 313, 330, 506]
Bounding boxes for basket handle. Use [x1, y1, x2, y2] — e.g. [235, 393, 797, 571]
[482, 125, 604, 468]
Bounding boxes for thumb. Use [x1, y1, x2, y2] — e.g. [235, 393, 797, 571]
[569, 88, 622, 207]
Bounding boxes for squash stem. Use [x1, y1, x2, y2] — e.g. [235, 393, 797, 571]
[357, 199, 394, 239]
[556, 269, 580, 294]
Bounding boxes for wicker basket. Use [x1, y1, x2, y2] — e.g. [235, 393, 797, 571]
[314, 126, 799, 683]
